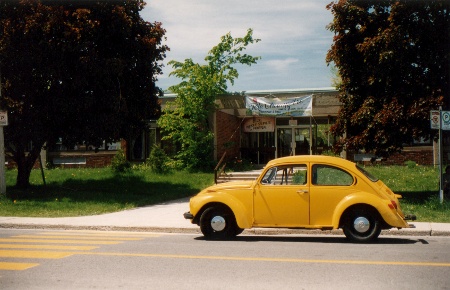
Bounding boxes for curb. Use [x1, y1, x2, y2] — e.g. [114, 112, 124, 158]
[1, 223, 449, 237]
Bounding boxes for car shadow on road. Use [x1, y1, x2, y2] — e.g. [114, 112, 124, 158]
[195, 235, 421, 244]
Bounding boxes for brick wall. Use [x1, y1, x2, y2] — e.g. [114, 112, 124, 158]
[48, 152, 117, 168]
[6, 152, 117, 169]
[348, 146, 434, 166]
[215, 110, 241, 162]
[382, 148, 434, 166]
[5, 140, 127, 169]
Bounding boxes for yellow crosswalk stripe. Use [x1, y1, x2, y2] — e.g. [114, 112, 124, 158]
[0, 231, 161, 272]
[12, 235, 143, 241]
[0, 250, 74, 259]
[0, 244, 98, 251]
[0, 262, 40, 270]
[41, 231, 160, 238]
[0, 238, 121, 245]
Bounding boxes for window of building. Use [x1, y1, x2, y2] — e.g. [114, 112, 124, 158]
[51, 138, 121, 152]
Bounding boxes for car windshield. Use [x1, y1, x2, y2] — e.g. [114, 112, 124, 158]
[356, 164, 379, 182]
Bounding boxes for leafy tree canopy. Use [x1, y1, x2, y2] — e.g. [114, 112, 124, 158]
[326, 0, 449, 156]
[158, 29, 260, 170]
[0, 0, 168, 188]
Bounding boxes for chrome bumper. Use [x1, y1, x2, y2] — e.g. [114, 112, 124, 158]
[183, 211, 194, 220]
[404, 214, 416, 221]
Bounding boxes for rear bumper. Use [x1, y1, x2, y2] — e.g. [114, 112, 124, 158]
[404, 214, 416, 221]
[183, 211, 194, 220]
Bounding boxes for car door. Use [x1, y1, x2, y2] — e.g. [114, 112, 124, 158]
[309, 164, 356, 226]
[253, 164, 310, 227]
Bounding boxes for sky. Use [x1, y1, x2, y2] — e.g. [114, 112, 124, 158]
[140, 0, 336, 92]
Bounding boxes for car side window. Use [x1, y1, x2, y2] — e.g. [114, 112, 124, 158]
[261, 167, 277, 184]
[261, 165, 307, 185]
[312, 165, 353, 186]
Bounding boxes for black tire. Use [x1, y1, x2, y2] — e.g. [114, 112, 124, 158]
[342, 207, 381, 243]
[199, 206, 238, 240]
[235, 227, 245, 236]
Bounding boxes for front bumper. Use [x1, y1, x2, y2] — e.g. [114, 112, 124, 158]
[184, 211, 194, 220]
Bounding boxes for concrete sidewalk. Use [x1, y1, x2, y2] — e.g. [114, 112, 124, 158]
[1, 197, 449, 237]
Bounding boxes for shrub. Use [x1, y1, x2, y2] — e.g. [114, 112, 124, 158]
[111, 149, 131, 173]
[404, 160, 417, 169]
[227, 157, 254, 172]
[147, 145, 170, 174]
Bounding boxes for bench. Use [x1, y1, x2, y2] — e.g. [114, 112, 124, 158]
[354, 154, 383, 164]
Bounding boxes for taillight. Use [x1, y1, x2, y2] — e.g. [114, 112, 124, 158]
[388, 200, 398, 209]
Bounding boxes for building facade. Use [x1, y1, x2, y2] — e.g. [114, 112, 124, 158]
[6, 87, 442, 169]
[210, 88, 341, 165]
[162, 87, 439, 167]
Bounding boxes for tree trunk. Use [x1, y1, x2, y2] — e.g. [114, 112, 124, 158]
[16, 159, 32, 188]
[14, 145, 43, 189]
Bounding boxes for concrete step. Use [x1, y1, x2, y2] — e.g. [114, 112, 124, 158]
[216, 170, 262, 183]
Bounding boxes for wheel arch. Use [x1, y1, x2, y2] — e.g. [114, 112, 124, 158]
[331, 194, 390, 229]
[193, 200, 252, 229]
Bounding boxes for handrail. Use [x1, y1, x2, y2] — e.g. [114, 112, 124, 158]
[214, 151, 227, 184]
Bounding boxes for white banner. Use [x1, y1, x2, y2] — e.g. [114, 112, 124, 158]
[245, 95, 312, 116]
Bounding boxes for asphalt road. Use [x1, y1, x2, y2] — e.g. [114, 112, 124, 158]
[0, 228, 449, 289]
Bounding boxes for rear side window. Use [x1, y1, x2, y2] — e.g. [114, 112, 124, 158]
[356, 164, 379, 182]
[312, 165, 354, 186]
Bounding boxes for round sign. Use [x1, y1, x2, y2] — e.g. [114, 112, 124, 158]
[443, 111, 450, 123]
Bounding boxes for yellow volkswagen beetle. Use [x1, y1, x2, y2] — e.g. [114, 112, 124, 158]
[184, 155, 416, 242]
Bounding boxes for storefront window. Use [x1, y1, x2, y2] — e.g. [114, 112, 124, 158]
[51, 138, 121, 152]
[130, 128, 157, 161]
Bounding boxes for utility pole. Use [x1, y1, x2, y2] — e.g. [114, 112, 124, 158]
[0, 66, 6, 194]
[0, 126, 4, 194]
[439, 107, 444, 203]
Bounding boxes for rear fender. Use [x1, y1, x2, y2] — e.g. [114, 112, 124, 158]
[331, 194, 386, 228]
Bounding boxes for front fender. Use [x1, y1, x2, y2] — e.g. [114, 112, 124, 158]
[190, 194, 253, 229]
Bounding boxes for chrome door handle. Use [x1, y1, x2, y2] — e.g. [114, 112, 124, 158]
[297, 190, 308, 194]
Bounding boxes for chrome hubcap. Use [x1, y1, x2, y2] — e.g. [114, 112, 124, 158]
[353, 217, 370, 233]
[211, 216, 226, 231]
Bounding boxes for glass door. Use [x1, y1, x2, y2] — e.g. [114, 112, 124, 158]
[294, 127, 311, 155]
[277, 126, 311, 158]
[277, 128, 293, 157]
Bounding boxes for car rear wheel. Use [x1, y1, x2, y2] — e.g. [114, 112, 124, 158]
[342, 208, 381, 243]
[235, 227, 244, 236]
[200, 206, 238, 240]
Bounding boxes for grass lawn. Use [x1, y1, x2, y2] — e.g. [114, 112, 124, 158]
[1, 164, 448, 222]
[1, 167, 213, 217]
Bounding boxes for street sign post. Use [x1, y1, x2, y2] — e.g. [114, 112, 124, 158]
[0, 111, 7, 126]
[431, 108, 447, 203]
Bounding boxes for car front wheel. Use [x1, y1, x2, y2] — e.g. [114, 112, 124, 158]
[199, 206, 238, 240]
[342, 208, 381, 243]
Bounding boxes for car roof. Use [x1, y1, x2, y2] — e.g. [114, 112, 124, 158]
[265, 155, 356, 168]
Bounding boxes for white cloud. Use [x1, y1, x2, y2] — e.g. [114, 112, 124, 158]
[266, 58, 300, 72]
[141, 0, 335, 91]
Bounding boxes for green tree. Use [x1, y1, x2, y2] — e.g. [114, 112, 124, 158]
[158, 29, 260, 170]
[326, 0, 449, 156]
[0, 0, 168, 188]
